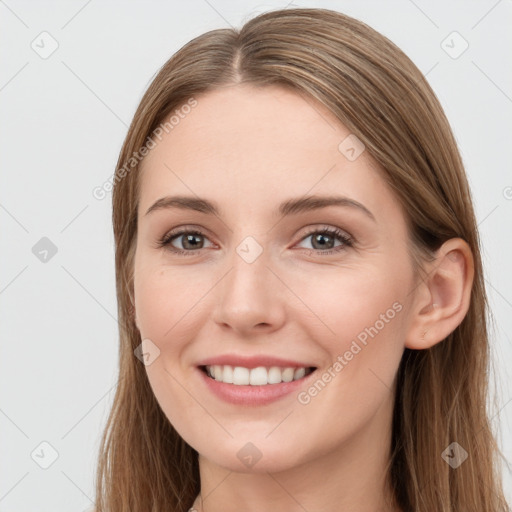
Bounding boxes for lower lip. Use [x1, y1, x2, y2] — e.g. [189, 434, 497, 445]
[197, 367, 316, 406]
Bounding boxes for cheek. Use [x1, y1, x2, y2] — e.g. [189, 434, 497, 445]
[293, 264, 407, 391]
[134, 261, 208, 342]
[293, 263, 406, 342]
[133, 262, 214, 442]
[288, 271, 406, 448]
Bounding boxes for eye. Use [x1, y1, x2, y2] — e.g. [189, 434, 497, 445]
[295, 226, 353, 255]
[158, 228, 214, 255]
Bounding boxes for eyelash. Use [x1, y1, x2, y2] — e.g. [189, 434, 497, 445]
[157, 226, 354, 256]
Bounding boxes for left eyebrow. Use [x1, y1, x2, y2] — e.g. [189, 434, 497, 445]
[144, 194, 376, 222]
[278, 195, 376, 222]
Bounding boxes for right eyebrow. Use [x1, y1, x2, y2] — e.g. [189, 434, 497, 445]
[145, 195, 218, 216]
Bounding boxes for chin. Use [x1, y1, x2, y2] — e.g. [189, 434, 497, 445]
[194, 436, 310, 474]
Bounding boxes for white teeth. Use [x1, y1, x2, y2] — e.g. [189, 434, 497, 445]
[268, 366, 282, 384]
[249, 366, 268, 385]
[204, 365, 311, 385]
[294, 367, 305, 380]
[213, 365, 222, 381]
[281, 368, 294, 382]
[232, 366, 250, 385]
[223, 365, 234, 384]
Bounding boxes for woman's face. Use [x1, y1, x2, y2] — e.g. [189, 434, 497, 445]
[133, 84, 418, 473]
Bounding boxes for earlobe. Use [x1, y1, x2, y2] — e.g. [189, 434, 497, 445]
[405, 238, 474, 350]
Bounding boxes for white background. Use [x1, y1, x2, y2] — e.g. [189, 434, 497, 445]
[0, 0, 511, 510]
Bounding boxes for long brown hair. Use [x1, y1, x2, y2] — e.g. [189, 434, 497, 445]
[96, 7, 510, 511]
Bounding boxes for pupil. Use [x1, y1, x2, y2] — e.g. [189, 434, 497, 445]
[184, 234, 203, 250]
[313, 233, 333, 250]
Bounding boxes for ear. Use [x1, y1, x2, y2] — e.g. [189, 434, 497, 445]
[405, 237, 474, 350]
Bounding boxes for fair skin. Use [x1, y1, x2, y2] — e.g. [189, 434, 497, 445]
[132, 84, 474, 512]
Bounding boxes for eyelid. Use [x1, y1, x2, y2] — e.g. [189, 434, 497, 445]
[299, 225, 352, 242]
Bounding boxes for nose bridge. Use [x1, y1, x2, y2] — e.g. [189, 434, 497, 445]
[212, 235, 285, 332]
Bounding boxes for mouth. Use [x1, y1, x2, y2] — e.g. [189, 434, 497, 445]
[199, 365, 316, 385]
[195, 354, 319, 405]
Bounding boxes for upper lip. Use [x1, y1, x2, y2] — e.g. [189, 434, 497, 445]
[196, 355, 316, 369]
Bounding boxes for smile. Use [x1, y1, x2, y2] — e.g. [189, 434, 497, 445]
[201, 365, 315, 385]
[196, 359, 318, 405]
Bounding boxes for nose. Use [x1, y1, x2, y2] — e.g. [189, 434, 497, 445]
[212, 249, 286, 337]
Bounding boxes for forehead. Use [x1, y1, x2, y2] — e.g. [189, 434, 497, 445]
[137, 84, 399, 224]
[142, 83, 347, 168]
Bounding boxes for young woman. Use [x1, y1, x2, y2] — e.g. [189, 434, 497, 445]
[95, 7, 510, 512]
